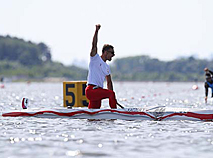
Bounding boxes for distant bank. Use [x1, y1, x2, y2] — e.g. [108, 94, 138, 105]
[0, 35, 211, 82]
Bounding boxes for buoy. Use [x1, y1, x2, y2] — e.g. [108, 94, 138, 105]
[22, 98, 28, 109]
[0, 84, 5, 88]
[192, 85, 198, 90]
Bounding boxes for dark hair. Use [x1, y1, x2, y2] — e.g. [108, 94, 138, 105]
[102, 44, 114, 54]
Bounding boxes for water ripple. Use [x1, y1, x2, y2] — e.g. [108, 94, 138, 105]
[1, 82, 213, 157]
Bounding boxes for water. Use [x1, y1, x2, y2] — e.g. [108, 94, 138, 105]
[1, 82, 213, 158]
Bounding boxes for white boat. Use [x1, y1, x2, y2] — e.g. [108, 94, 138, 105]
[2, 106, 213, 121]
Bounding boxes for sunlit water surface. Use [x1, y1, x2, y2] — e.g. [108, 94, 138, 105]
[1, 82, 213, 158]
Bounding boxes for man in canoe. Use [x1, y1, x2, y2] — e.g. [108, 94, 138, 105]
[85, 24, 117, 109]
[204, 67, 213, 103]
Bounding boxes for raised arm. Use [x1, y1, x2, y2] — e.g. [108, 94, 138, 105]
[90, 24, 101, 57]
[209, 70, 213, 75]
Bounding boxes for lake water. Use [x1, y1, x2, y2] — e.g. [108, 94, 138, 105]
[1, 82, 213, 158]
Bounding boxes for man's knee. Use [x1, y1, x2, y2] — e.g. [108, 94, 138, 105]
[88, 100, 101, 109]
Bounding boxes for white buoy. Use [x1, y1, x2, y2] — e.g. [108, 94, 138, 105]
[192, 85, 198, 90]
[0, 84, 4, 88]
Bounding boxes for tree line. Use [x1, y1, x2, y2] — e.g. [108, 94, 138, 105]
[111, 55, 210, 81]
[0, 35, 211, 81]
[0, 35, 51, 66]
[0, 35, 87, 81]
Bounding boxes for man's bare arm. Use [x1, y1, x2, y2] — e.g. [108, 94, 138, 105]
[90, 24, 101, 57]
[106, 75, 113, 91]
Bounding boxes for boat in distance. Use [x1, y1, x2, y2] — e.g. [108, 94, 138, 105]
[2, 106, 213, 121]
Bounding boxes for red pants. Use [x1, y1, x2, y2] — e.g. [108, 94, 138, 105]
[85, 85, 117, 109]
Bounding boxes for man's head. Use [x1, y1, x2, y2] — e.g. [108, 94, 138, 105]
[204, 67, 209, 72]
[102, 44, 115, 61]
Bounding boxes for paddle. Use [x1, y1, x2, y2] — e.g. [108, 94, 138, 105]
[116, 102, 124, 109]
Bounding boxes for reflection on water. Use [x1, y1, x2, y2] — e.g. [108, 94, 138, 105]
[1, 82, 213, 158]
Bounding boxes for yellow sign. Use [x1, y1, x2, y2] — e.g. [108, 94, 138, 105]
[63, 81, 89, 108]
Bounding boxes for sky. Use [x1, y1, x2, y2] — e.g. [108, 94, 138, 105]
[1, 0, 213, 66]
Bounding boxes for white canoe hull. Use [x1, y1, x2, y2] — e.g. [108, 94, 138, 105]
[2, 107, 213, 121]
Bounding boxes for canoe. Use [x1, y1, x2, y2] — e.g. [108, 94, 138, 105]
[2, 106, 213, 121]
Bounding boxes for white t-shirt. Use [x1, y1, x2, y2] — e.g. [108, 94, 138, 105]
[87, 54, 111, 88]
